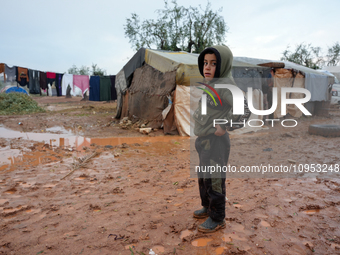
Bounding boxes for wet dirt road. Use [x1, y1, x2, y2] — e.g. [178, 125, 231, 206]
[1, 98, 340, 254]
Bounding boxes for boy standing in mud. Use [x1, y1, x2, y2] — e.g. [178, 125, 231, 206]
[192, 45, 246, 233]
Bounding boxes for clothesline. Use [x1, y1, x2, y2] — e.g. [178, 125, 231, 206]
[0, 63, 117, 101]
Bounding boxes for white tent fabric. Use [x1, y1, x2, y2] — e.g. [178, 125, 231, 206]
[174, 85, 191, 136]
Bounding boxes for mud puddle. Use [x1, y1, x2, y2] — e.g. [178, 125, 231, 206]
[0, 125, 188, 168]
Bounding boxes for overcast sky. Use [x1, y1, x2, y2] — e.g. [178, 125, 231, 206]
[1, 0, 339, 75]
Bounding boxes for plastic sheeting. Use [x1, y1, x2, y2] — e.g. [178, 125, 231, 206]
[233, 67, 266, 91]
[5, 86, 28, 95]
[187, 85, 266, 137]
[305, 72, 329, 102]
[145, 49, 201, 86]
[228, 89, 268, 136]
[115, 69, 127, 119]
[174, 85, 191, 136]
[123, 48, 145, 88]
[127, 64, 176, 128]
[274, 69, 305, 119]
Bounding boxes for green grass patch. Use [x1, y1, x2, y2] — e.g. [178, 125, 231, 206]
[0, 93, 45, 115]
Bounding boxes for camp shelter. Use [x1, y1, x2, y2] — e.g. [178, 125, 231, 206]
[115, 48, 202, 136]
[114, 49, 334, 136]
[322, 66, 340, 82]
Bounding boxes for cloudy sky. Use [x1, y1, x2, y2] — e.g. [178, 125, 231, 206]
[1, 0, 339, 75]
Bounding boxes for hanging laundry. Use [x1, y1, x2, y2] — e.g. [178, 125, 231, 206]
[28, 70, 40, 94]
[46, 72, 56, 87]
[5, 64, 17, 83]
[55, 73, 64, 96]
[110, 75, 117, 100]
[39, 71, 47, 95]
[61, 74, 73, 96]
[16, 67, 29, 87]
[0, 63, 4, 75]
[100, 76, 111, 101]
[73, 75, 90, 95]
[89, 76, 100, 101]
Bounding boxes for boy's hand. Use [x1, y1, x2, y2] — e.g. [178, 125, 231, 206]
[214, 124, 226, 136]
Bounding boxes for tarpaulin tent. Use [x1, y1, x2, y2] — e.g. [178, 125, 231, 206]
[115, 49, 334, 136]
[322, 66, 340, 82]
[4, 86, 29, 95]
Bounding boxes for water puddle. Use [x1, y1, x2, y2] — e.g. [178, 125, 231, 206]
[222, 233, 247, 242]
[231, 223, 245, 232]
[3, 207, 21, 213]
[176, 189, 184, 194]
[25, 208, 41, 214]
[302, 209, 321, 215]
[216, 247, 227, 255]
[43, 184, 57, 189]
[191, 238, 213, 247]
[74, 177, 87, 181]
[180, 229, 193, 239]
[45, 126, 75, 134]
[4, 188, 17, 194]
[20, 182, 35, 188]
[0, 125, 188, 169]
[260, 220, 271, 227]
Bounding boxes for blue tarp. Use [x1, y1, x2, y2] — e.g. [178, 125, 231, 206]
[5, 87, 28, 95]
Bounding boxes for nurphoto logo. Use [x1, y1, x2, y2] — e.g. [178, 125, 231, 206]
[199, 84, 312, 128]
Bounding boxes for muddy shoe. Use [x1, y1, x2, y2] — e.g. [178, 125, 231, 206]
[198, 217, 226, 233]
[193, 207, 208, 219]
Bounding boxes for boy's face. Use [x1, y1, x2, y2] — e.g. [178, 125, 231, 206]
[203, 53, 217, 81]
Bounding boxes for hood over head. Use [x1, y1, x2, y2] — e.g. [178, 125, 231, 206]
[198, 45, 235, 84]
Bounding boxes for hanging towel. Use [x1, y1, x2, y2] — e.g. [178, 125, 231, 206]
[73, 75, 90, 95]
[100, 76, 111, 101]
[5, 65, 17, 83]
[61, 74, 73, 96]
[89, 76, 100, 101]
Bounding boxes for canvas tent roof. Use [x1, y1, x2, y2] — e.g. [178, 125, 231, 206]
[120, 48, 333, 88]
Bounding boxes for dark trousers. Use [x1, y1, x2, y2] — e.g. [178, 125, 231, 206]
[195, 132, 230, 222]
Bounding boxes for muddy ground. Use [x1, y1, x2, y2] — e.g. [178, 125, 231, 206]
[1, 96, 340, 255]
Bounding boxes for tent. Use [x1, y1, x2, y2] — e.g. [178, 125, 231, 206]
[115, 48, 334, 136]
[2, 86, 29, 95]
[321, 66, 340, 82]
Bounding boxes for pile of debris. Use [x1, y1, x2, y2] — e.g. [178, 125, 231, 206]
[118, 117, 154, 134]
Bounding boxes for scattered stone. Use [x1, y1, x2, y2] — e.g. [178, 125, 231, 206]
[288, 159, 296, 164]
[140, 128, 152, 134]
[121, 143, 129, 148]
